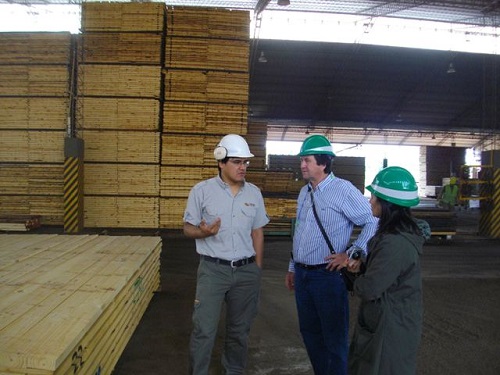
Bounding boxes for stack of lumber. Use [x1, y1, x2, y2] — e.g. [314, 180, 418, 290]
[166, 6, 249, 39]
[166, 37, 249, 71]
[160, 166, 217, 198]
[84, 164, 159, 196]
[84, 197, 159, 228]
[412, 207, 458, 235]
[246, 120, 267, 170]
[164, 70, 248, 103]
[0, 65, 68, 96]
[160, 197, 188, 229]
[163, 101, 248, 134]
[78, 65, 161, 98]
[160, 6, 251, 229]
[0, 32, 71, 64]
[81, 2, 165, 32]
[77, 98, 159, 131]
[79, 2, 164, 230]
[0, 234, 161, 375]
[80, 130, 160, 164]
[0, 215, 41, 231]
[0, 97, 68, 130]
[0, 32, 70, 225]
[0, 164, 63, 195]
[80, 32, 163, 64]
[161, 133, 220, 166]
[0, 196, 63, 225]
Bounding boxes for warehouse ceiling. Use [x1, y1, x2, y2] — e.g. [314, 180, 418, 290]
[2, 0, 500, 148]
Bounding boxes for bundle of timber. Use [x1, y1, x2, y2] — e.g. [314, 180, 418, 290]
[164, 69, 248, 103]
[166, 7, 249, 40]
[161, 134, 220, 166]
[166, 37, 249, 71]
[0, 32, 71, 64]
[0, 164, 63, 195]
[160, 166, 217, 198]
[264, 197, 297, 218]
[79, 32, 163, 64]
[163, 101, 248, 134]
[81, 130, 160, 164]
[0, 97, 68, 130]
[0, 196, 63, 225]
[0, 215, 41, 232]
[160, 197, 187, 229]
[82, 2, 165, 32]
[0, 234, 161, 375]
[78, 65, 161, 98]
[84, 164, 160, 196]
[0, 130, 64, 163]
[78, 98, 159, 131]
[412, 207, 458, 236]
[0, 65, 68, 96]
[84, 196, 159, 228]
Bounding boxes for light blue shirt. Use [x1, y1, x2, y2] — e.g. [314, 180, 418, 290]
[184, 175, 269, 261]
[289, 173, 378, 272]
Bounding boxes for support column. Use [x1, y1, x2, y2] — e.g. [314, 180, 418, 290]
[64, 137, 84, 233]
[479, 151, 500, 238]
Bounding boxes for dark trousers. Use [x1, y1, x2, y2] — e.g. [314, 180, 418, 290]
[294, 266, 349, 375]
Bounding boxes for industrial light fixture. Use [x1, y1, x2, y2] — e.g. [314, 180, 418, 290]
[447, 62, 456, 74]
[258, 51, 267, 63]
[277, 0, 290, 6]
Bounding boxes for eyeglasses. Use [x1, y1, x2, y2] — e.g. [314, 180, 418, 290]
[228, 159, 250, 167]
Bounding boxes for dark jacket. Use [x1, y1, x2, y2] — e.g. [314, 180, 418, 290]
[348, 231, 424, 375]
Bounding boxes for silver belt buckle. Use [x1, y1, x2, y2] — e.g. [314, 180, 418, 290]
[230, 259, 237, 269]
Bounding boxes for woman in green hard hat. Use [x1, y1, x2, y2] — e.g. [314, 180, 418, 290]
[348, 166, 427, 375]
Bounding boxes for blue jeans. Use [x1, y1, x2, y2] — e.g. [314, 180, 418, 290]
[294, 266, 349, 375]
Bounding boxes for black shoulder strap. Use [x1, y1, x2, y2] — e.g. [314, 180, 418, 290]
[310, 188, 336, 255]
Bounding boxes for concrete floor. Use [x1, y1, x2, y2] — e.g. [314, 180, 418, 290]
[113, 209, 500, 375]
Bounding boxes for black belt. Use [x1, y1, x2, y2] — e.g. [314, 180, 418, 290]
[201, 255, 256, 268]
[295, 262, 328, 270]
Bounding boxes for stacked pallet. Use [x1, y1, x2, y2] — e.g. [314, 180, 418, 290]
[79, 2, 165, 229]
[0, 32, 71, 225]
[0, 234, 161, 375]
[160, 7, 251, 229]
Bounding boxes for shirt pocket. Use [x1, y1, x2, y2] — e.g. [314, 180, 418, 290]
[240, 205, 257, 226]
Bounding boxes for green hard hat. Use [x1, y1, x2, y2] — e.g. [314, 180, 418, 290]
[298, 135, 335, 157]
[366, 166, 420, 207]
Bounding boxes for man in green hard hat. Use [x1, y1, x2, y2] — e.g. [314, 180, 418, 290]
[285, 134, 378, 375]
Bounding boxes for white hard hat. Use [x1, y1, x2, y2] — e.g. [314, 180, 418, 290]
[214, 134, 254, 160]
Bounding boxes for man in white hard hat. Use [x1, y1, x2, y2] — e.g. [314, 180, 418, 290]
[183, 134, 269, 375]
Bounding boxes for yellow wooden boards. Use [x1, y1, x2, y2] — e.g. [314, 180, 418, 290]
[0, 234, 162, 375]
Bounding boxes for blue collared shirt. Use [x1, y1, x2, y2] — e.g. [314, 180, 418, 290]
[184, 175, 269, 261]
[289, 173, 378, 272]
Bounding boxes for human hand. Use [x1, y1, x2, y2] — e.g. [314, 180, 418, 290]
[285, 272, 295, 291]
[199, 217, 221, 236]
[325, 252, 348, 271]
[347, 258, 362, 273]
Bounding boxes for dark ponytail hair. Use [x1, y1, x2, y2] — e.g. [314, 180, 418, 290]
[376, 197, 420, 236]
